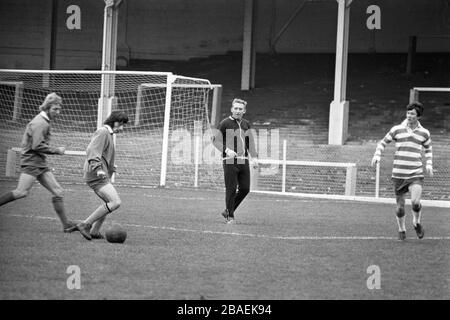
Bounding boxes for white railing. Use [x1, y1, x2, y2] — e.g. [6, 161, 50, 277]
[251, 140, 357, 196]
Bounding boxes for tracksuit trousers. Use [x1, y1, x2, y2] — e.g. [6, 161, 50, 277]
[223, 162, 250, 217]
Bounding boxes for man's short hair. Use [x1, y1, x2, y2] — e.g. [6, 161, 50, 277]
[39, 92, 62, 112]
[406, 101, 423, 117]
[232, 98, 247, 107]
[104, 110, 129, 127]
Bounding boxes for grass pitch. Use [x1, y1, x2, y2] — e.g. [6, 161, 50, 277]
[0, 181, 449, 300]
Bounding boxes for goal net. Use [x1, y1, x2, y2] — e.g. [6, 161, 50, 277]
[0, 70, 223, 188]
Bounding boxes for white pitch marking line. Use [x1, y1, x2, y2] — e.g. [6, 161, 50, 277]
[32, 186, 334, 203]
[4, 213, 450, 241]
[119, 192, 334, 203]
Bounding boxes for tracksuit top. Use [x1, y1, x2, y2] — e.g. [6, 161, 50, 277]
[213, 116, 258, 161]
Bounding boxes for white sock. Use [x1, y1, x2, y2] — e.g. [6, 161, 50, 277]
[396, 216, 406, 232]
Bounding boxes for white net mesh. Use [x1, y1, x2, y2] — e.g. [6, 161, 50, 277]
[0, 70, 218, 188]
[1, 70, 448, 202]
[252, 142, 450, 201]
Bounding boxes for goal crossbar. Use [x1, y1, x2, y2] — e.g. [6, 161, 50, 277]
[413, 87, 450, 92]
[10, 147, 85, 156]
[409, 87, 450, 103]
[0, 69, 172, 76]
[138, 83, 214, 89]
[5, 147, 85, 177]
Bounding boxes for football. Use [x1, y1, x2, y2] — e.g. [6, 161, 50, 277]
[105, 225, 127, 244]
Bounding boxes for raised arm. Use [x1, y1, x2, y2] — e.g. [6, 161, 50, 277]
[371, 128, 394, 166]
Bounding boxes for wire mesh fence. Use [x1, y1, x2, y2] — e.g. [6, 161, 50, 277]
[0, 69, 449, 203]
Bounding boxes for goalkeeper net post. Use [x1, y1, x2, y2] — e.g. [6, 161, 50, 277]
[0, 69, 215, 188]
[159, 74, 175, 187]
[97, 97, 115, 129]
[211, 85, 223, 128]
[0, 81, 24, 122]
[409, 87, 450, 103]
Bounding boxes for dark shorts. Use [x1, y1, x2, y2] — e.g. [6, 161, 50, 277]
[21, 165, 51, 178]
[86, 177, 111, 193]
[392, 177, 423, 196]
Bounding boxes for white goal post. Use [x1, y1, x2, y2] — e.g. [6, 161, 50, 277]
[409, 87, 450, 103]
[0, 69, 219, 188]
[134, 80, 222, 187]
[0, 81, 24, 122]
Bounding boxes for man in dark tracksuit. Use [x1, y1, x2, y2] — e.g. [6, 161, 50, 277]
[212, 98, 258, 223]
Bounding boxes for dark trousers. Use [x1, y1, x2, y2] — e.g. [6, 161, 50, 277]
[223, 162, 250, 217]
